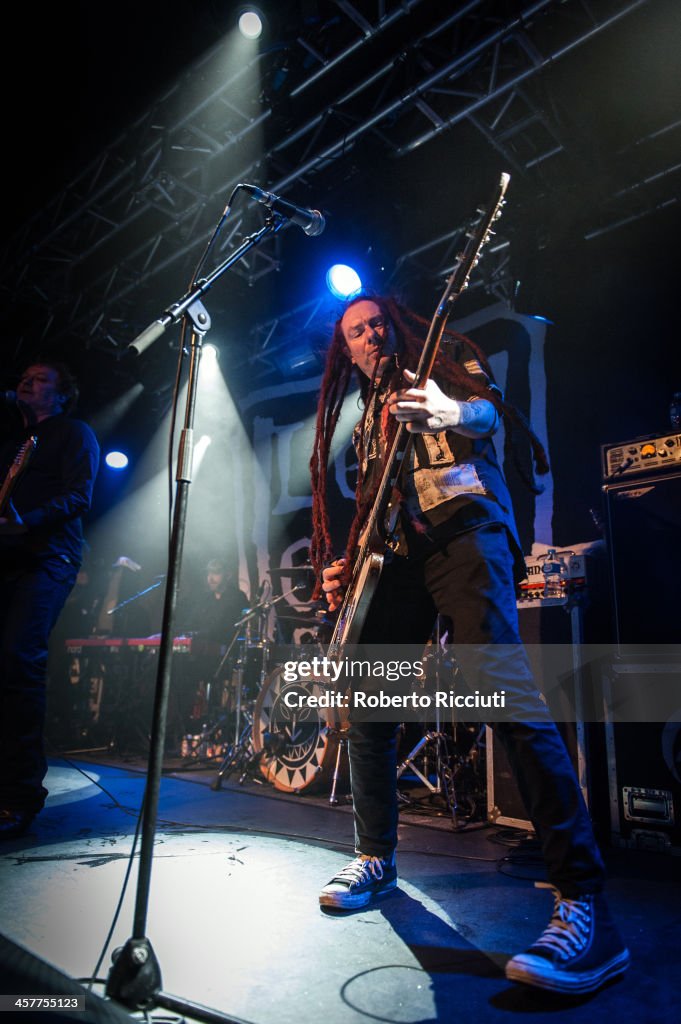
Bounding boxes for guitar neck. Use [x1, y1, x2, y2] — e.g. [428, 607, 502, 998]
[0, 435, 38, 516]
[359, 286, 455, 547]
[362, 172, 511, 549]
[0, 477, 12, 516]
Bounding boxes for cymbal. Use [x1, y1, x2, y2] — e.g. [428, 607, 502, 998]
[267, 565, 316, 578]
[275, 606, 333, 626]
[275, 611, 319, 624]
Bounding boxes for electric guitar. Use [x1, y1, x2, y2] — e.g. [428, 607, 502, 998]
[329, 172, 511, 656]
[0, 435, 37, 517]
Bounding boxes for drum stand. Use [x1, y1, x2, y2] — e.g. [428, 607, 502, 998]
[210, 637, 268, 790]
[395, 641, 482, 829]
[210, 586, 302, 789]
[328, 730, 350, 806]
[396, 707, 462, 827]
[177, 624, 242, 767]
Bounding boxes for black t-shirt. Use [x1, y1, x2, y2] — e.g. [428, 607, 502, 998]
[0, 412, 100, 570]
[180, 585, 250, 644]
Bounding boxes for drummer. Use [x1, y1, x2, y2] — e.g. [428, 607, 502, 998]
[175, 559, 250, 729]
[180, 558, 249, 645]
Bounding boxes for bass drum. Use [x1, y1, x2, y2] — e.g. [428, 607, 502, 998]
[252, 666, 347, 794]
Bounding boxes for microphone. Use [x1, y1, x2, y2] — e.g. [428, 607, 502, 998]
[1, 390, 17, 402]
[241, 184, 325, 237]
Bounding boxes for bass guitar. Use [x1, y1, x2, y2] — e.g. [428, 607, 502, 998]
[329, 172, 511, 656]
[0, 435, 38, 517]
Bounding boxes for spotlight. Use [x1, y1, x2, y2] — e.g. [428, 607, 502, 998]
[238, 9, 263, 39]
[203, 343, 219, 361]
[105, 451, 129, 470]
[326, 264, 362, 300]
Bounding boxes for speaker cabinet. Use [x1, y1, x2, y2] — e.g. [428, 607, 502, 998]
[602, 470, 681, 645]
[601, 659, 681, 854]
[486, 604, 590, 830]
[486, 718, 589, 832]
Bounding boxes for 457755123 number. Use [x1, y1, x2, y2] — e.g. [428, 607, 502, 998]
[0, 996, 84, 1011]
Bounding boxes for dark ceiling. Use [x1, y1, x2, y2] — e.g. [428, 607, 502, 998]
[2, 0, 680, 426]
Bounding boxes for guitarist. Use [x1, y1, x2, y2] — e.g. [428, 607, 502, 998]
[309, 294, 629, 995]
[0, 361, 99, 839]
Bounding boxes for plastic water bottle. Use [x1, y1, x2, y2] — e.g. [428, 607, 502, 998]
[542, 549, 567, 599]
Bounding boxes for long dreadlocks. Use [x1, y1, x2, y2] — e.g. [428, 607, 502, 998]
[309, 293, 549, 593]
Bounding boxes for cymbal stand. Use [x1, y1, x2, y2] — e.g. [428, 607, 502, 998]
[178, 625, 243, 767]
[328, 730, 350, 805]
[396, 645, 463, 828]
[210, 587, 299, 789]
[196, 586, 269, 771]
[209, 641, 258, 789]
[396, 715, 460, 827]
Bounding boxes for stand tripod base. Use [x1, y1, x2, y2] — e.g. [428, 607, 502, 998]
[106, 938, 162, 1010]
[210, 713, 255, 789]
[106, 937, 240, 1023]
[396, 725, 486, 830]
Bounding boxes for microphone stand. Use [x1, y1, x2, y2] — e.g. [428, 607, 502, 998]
[105, 213, 286, 1022]
[105, 576, 166, 618]
[124, 215, 285, 358]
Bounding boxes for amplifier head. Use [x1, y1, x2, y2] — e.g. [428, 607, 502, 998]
[602, 432, 681, 481]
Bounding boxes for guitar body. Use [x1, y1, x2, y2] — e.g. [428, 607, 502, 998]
[330, 550, 384, 651]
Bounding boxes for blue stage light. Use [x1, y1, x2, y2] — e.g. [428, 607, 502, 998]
[326, 264, 362, 300]
[105, 451, 129, 470]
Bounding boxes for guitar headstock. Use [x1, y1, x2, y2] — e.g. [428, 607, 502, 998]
[460, 172, 511, 288]
[414, 173, 513, 383]
[9, 435, 38, 476]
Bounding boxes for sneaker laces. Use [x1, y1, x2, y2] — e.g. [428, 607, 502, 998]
[531, 883, 592, 960]
[333, 855, 387, 887]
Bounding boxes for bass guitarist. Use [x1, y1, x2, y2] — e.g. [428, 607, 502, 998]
[309, 293, 629, 995]
[0, 361, 99, 839]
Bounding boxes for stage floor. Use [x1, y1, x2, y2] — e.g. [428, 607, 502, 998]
[0, 749, 678, 1024]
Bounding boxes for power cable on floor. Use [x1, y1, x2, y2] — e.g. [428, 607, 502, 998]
[41, 752, 506, 866]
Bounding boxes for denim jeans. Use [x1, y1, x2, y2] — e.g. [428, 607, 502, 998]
[348, 522, 606, 898]
[0, 556, 78, 812]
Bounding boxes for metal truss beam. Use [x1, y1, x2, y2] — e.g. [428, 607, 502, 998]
[0, 0, 665, 359]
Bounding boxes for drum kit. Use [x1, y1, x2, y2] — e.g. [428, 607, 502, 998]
[181, 570, 484, 823]
[176, 567, 345, 798]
